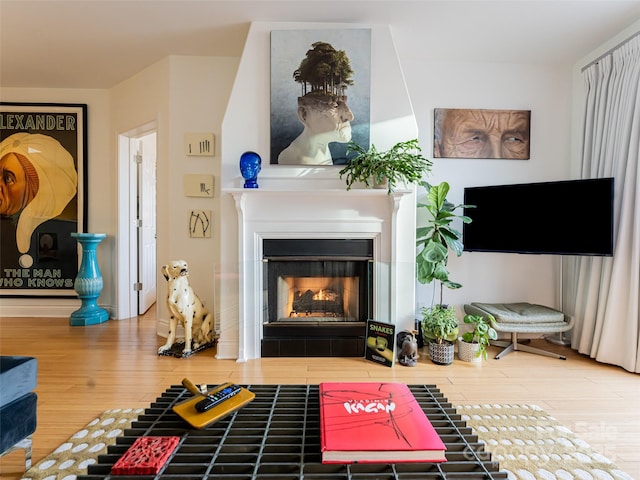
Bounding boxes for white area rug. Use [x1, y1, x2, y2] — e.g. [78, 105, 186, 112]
[457, 404, 632, 480]
[21, 404, 631, 480]
[22, 408, 143, 480]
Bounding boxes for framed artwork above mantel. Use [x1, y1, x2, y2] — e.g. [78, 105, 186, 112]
[0, 102, 88, 297]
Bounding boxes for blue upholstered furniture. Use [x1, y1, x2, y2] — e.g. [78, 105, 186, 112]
[464, 303, 574, 360]
[0, 356, 38, 470]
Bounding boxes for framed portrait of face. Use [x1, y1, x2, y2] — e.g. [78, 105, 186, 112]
[270, 29, 371, 166]
[0, 102, 87, 297]
[434, 108, 531, 160]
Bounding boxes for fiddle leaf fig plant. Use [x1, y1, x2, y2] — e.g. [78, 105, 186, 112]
[416, 180, 473, 305]
[339, 139, 432, 194]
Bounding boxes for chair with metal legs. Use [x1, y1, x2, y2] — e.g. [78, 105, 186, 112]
[464, 303, 574, 360]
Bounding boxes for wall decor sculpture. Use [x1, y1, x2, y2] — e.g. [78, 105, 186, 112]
[270, 29, 371, 166]
[0, 102, 87, 297]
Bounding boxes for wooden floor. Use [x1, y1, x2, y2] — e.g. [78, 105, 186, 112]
[1, 307, 639, 479]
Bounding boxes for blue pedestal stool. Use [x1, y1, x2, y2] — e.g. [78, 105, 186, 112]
[464, 303, 574, 360]
[0, 356, 38, 470]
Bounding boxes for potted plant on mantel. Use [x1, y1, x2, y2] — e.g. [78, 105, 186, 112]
[416, 180, 473, 364]
[458, 313, 498, 362]
[338, 139, 432, 194]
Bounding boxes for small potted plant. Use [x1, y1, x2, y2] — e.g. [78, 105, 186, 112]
[421, 304, 459, 365]
[458, 313, 498, 362]
[338, 139, 432, 194]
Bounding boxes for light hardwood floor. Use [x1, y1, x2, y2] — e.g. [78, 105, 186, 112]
[1, 308, 639, 479]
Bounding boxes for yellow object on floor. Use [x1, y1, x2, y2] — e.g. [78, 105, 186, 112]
[172, 383, 255, 429]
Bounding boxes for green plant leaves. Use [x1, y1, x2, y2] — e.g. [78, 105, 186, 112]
[421, 305, 459, 343]
[460, 314, 498, 360]
[415, 180, 473, 304]
[339, 139, 432, 193]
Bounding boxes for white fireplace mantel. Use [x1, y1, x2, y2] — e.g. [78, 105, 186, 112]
[225, 187, 417, 361]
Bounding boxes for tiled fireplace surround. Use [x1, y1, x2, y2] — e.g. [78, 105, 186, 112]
[226, 188, 417, 361]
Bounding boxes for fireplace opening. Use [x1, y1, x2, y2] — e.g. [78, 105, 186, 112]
[262, 239, 373, 357]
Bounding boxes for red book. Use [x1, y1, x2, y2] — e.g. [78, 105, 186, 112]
[319, 382, 447, 464]
[110, 436, 180, 475]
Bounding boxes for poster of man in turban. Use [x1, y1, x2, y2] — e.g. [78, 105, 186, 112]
[0, 103, 86, 297]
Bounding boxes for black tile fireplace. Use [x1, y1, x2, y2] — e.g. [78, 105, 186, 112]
[261, 239, 373, 357]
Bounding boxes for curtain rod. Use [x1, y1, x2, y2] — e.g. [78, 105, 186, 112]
[581, 30, 640, 72]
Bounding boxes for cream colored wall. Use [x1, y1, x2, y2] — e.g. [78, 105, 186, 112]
[162, 56, 238, 332]
[110, 55, 237, 331]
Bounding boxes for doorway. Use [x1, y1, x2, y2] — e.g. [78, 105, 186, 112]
[135, 132, 157, 314]
[117, 126, 157, 319]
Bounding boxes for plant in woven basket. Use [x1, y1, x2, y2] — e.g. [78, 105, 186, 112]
[422, 304, 459, 365]
[338, 139, 432, 194]
[421, 304, 459, 344]
[459, 313, 498, 361]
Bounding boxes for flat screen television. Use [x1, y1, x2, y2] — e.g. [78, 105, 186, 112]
[463, 178, 614, 256]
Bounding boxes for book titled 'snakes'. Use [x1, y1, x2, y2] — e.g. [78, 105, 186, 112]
[319, 382, 447, 464]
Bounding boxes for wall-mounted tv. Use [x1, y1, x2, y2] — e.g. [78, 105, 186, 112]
[463, 178, 614, 256]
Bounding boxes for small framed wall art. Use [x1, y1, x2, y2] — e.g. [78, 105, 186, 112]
[184, 133, 215, 156]
[188, 210, 212, 238]
[183, 174, 214, 197]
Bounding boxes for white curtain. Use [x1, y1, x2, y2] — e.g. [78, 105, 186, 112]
[567, 35, 640, 373]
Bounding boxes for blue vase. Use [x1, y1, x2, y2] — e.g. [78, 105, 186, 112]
[70, 233, 109, 326]
[240, 151, 261, 188]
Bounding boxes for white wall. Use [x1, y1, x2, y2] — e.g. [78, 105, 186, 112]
[217, 22, 419, 359]
[3, 20, 635, 338]
[403, 60, 573, 316]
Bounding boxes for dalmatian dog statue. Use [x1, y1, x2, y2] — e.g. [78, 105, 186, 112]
[158, 259, 214, 357]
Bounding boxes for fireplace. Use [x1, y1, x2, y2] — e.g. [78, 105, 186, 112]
[223, 188, 416, 361]
[262, 239, 373, 357]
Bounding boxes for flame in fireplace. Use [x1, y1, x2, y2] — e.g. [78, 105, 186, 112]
[276, 275, 360, 321]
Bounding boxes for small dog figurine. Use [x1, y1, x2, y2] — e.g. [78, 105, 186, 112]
[158, 259, 214, 357]
[396, 330, 419, 367]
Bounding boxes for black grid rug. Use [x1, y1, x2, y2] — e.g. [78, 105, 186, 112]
[78, 384, 507, 479]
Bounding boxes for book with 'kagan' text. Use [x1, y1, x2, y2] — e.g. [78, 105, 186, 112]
[319, 382, 447, 464]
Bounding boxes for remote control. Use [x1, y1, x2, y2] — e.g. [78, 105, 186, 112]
[195, 384, 242, 412]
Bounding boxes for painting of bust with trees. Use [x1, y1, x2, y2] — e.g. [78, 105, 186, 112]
[270, 29, 371, 165]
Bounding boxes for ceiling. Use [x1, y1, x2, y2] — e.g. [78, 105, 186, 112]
[2, 0, 640, 90]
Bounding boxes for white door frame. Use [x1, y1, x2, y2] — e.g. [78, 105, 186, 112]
[117, 121, 157, 320]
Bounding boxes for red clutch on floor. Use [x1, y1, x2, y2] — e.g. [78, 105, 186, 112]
[110, 436, 180, 475]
